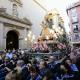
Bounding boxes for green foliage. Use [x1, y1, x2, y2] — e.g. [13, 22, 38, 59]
[57, 33, 68, 44]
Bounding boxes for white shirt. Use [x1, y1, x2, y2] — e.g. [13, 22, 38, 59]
[6, 52, 13, 59]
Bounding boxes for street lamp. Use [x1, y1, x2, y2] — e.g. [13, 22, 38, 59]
[31, 35, 35, 42]
[28, 31, 32, 38]
[24, 38, 27, 41]
[24, 37, 28, 49]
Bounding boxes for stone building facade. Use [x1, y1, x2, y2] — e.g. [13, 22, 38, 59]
[67, 2, 80, 47]
[0, 0, 32, 49]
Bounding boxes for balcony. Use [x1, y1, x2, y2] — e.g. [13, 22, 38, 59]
[0, 8, 6, 14]
[70, 33, 80, 44]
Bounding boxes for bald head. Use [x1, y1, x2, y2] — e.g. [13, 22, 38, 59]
[49, 56, 55, 62]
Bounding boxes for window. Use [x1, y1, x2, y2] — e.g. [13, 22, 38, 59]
[73, 23, 78, 32]
[71, 8, 78, 22]
[75, 34, 79, 40]
[13, 4, 18, 17]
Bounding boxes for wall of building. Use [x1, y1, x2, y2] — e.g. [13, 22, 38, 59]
[0, 22, 4, 49]
[67, 10, 74, 33]
[0, 0, 12, 15]
[67, 2, 80, 46]
[1, 23, 28, 49]
[0, 0, 25, 19]
[77, 6, 80, 31]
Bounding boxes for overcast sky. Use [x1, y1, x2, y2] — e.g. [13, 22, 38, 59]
[22, 0, 79, 37]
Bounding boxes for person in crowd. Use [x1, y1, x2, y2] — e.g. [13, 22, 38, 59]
[65, 59, 80, 80]
[15, 60, 23, 73]
[1, 47, 80, 80]
[47, 56, 55, 69]
[0, 55, 3, 64]
[29, 66, 42, 80]
[32, 58, 40, 70]
[39, 61, 48, 79]
[5, 69, 22, 80]
[6, 50, 13, 59]
[43, 70, 53, 80]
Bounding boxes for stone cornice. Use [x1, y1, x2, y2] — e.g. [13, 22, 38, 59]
[9, 0, 23, 6]
[67, 2, 80, 10]
[0, 13, 32, 26]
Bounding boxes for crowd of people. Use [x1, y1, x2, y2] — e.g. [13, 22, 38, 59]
[0, 47, 80, 80]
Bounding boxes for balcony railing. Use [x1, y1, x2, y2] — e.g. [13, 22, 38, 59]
[70, 33, 80, 43]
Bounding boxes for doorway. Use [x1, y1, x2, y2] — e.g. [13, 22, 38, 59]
[6, 30, 19, 50]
